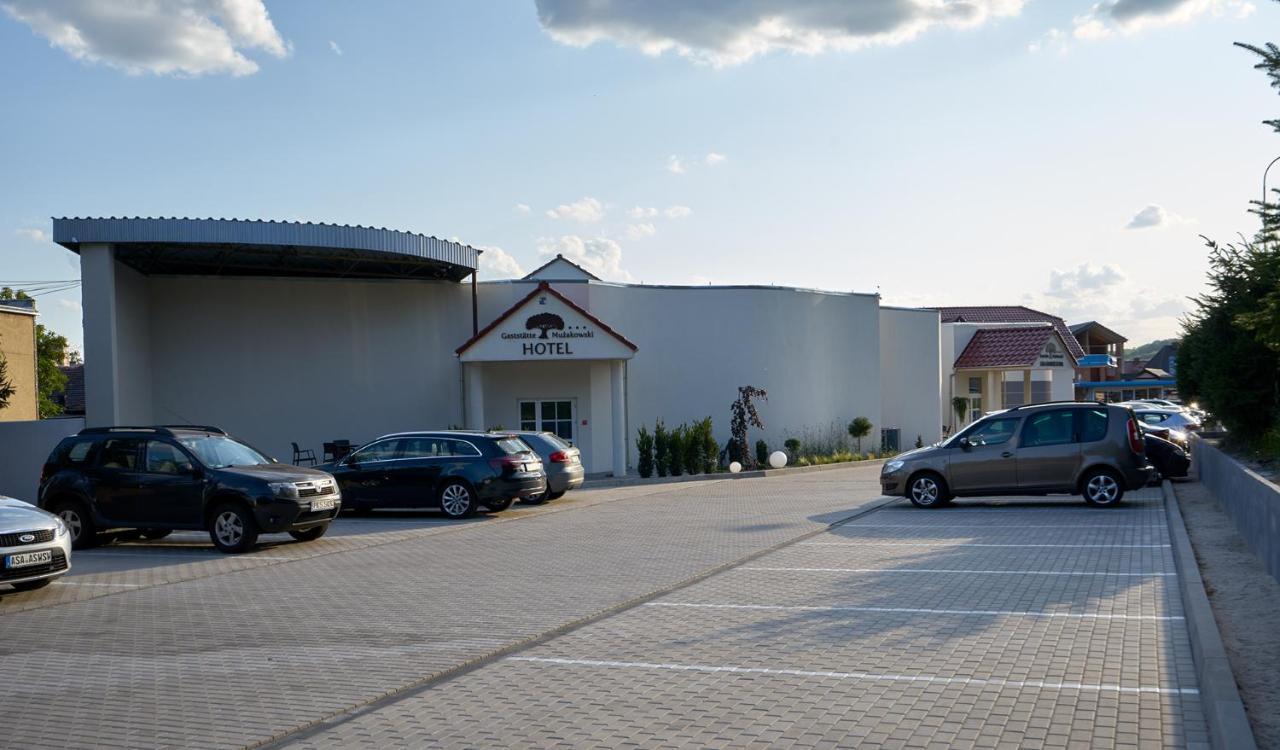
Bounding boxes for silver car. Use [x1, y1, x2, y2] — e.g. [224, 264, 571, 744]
[510, 431, 584, 504]
[1133, 409, 1201, 432]
[1, 494, 72, 592]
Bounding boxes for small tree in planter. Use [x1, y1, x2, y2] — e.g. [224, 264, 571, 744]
[847, 417, 873, 454]
[784, 438, 801, 461]
[667, 425, 685, 476]
[755, 439, 769, 467]
[915, 435, 924, 449]
[697, 417, 718, 473]
[951, 396, 970, 433]
[654, 420, 670, 477]
[730, 385, 767, 469]
[636, 425, 655, 478]
[683, 422, 704, 475]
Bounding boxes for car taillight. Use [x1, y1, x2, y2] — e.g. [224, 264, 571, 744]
[549, 451, 568, 463]
[1127, 418, 1145, 455]
[39, 464, 53, 484]
[489, 457, 521, 473]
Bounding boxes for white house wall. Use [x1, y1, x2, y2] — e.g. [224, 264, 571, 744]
[879, 307, 942, 448]
[145, 276, 470, 461]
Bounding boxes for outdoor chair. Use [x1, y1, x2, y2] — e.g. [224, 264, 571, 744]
[292, 442, 317, 466]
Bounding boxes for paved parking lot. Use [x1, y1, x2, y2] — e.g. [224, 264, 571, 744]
[0, 468, 1206, 749]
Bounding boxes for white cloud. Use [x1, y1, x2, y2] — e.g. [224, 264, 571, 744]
[1047, 262, 1127, 300]
[625, 222, 656, 240]
[665, 154, 686, 174]
[536, 0, 1027, 67]
[56, 298, 81, 313]
[1033, 261, 1188, 340]
[1072, 0, 1255, 40]
[545, 196, 605, 223]
[1027, 28, 1068, 54]
[476, 245, 525, 279]
[328, 40, 342, 56]
[1125, 204, 1188, 229]
[628, 206, 658, 219]
[704, 152, 727, 166]
[536, 235, 633, 281]
[514, 203, 531, 214]
[663, 205, 693, 219]
[15, 227, 49, 242]
[1, 0, 290, 77]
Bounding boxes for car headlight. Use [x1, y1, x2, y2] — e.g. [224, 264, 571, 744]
[884, 460, 905, 473]
[267, 481, 300, 499]
[53, 516, 69, 539]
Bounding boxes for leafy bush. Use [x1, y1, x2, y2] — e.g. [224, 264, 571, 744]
[755, 439, 769, 467]
[697, 417, 719, 473]
[784, 438, 801, 458]
[730, 386, 767, 469]
[654, 420, 669, 477]
[915, 435, 924, 449]
[668, 426, 685, 476]
[636, 425, 655, 478]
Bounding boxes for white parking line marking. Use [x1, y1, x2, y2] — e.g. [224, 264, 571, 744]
[55, 581, 145, 588]
[844, 524, 1166, 529]
[743, 567, 1175, 577]
[802, 542, 1172, 549]
[645, 602, 1184, 621]
[508, 657, 1199, 696]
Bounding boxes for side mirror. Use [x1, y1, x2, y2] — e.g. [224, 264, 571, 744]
[958, 437, 972, 451]
[344, 454, 359, 466]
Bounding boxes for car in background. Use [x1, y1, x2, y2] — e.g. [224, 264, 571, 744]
[322, 431, 545, 518]
[1, 495, 71, 592]
[1144, 434, 1190, 481]
[881, 402, 1153, 508]
[39, 426, 340, 553]
[1135, 398, 1182, 409]
[1133, 409, 1201, 433]
[510, 431, 584, 504]
[1138, 422, 1189, 452]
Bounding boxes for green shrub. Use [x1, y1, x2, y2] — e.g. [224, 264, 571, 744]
[636, 425, 655, 478]
[784, 438, 801, 458]
[654, 419, 669, 477]
[697, 417, 718, 473]
[915, 435, 924, 449]
[668, 426, 685, 476]
[683, 422, 704, 475]
[755, 439, 769, 467]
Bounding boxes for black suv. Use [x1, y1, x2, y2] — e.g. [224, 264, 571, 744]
[38, 426, 341, 553]
[321, 431, 545, 517]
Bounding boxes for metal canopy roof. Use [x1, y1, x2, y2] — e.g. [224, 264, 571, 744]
[52, 217, 479, 281]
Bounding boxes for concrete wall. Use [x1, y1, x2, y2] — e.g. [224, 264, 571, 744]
[144, 276, 471, 462]
[0, 417, 85, 501]
[582, 283, 885, 461]
[1195, 437, 1280, 584]
[0, 309, 38, 421]
[880, 307, 942, 448]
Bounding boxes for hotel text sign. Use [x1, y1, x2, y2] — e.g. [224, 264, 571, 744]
[500, 312, 597, 357]
[1037, 340, 1067, 368]
[460, 290, 635, 362]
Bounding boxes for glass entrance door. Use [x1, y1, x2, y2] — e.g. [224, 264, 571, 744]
[519, 400, 575, 443]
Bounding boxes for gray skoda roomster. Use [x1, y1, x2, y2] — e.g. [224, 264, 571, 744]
[880, 402, 1153, 508]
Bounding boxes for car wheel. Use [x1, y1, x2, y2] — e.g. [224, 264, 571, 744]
[288, 524, 328, 542]
[140, 529, 173, 541]
[907, 473, 948, 509]
[547, 490, 566, 501]
[438, 480, 477, 519]
[50, 499, 100, 550]
[485, 496, 516, 512]
[208, 503, 260, 553]
[10, 578, 54, 592]
[1082, 469, 1125, 506]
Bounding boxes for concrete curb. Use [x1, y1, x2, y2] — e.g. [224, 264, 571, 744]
[1162, 480, 1257, 750]
[583, 458, 887, 490]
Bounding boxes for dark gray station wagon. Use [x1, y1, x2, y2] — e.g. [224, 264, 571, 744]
[881, 402, 1153, 508]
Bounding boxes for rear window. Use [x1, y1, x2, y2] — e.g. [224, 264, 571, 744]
[496, 437, 533, 455]
[52, 438, 95, 466]
[1080, 408, 1109, 442]
[539, 433, 573, 451]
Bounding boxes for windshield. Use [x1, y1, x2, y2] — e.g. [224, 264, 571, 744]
[177, 435, 271, 468]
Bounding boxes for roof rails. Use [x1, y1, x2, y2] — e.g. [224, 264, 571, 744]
[1000, 400, 1096, 413]
[78, 424, 226, 437]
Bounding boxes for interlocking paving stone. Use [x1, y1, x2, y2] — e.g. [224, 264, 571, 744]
[281, 486, 1209, 749]
[0, 466, 887, 749]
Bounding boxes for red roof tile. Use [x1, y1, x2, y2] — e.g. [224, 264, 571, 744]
[935, 306, 1086, 359]
[954, 327, 1064, 369]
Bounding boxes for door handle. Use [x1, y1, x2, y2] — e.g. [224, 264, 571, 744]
[1001, 451, 1014, 458]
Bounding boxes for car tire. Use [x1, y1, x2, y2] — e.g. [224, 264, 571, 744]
[49, 498, 100, 550]
[288, 524, 328, 542]
[438, 480, 477, 519]
[1082, 469, 1125, 506]
[140, 529, 173, 541]
[907, 472, 949, 509]
[10, 578, 54, 592]
[208, 502, 260, 553]
[484, 496, 516, 512]
[547, 490, 566, 501]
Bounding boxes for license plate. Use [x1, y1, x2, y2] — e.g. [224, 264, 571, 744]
[6, 549, 52, 569]
[310, 496, 336, 512]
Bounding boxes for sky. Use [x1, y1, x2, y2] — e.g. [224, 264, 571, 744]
[1, 0, 1278, 355]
